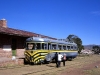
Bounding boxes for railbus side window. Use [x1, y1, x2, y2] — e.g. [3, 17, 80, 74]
[67, 46, 70, 50]
[51, 44, 57, 50]
[66, 45, 68, 50]
[36, 43, 41, 49]
[44, 43, 48, 50]
[58, 45, 62, 50]
[73, 46, 75, 50]
[63, 45, 66, 50]
[74, 46, 77, 50]
[71, 46, 73, 50]
[41, 43, 48, 50]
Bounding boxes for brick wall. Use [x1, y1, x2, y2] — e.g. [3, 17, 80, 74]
[0, 50, 12, 57]
[16, 49, 25, 57]
[0, 34, 12, 57]
[16, 37, 26, 57]
[0, 34, 27, 57]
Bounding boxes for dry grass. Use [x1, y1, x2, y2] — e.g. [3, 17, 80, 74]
[84, 64, 100, 75]
[35, 54, 100, 75]
[84, 68, 100, 75]
[55, 54, 100, 75]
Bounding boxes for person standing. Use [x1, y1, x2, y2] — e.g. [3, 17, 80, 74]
[62, 53, 66, 66]
[55, 52, 58, 67]
[57, 53, 63, 67]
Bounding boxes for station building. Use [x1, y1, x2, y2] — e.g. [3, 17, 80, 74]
[0, 19, 56, 58]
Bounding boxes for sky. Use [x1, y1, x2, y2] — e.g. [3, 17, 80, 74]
[0, 0, 100, 45]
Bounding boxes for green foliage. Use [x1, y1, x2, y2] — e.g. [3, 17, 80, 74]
[81, 45, 84, 50]
[67, 34, 84, 54]
[67, 34, 78, 42]
[12, 50, 16, 56]
[92, 45, 100, 54]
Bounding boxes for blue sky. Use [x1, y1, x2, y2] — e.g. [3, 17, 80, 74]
[0, 0, 100, 45]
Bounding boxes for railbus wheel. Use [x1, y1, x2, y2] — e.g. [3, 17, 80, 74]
[24, 58, 29, 65]
[68, 57, 73, 61]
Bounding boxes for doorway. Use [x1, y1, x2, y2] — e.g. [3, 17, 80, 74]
[12, 38, 17, 56]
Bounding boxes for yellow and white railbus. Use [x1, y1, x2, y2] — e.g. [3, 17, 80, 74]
[24, 37, 78, 64]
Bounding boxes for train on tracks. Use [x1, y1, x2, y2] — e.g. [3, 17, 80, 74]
[24, 37, 78, 64]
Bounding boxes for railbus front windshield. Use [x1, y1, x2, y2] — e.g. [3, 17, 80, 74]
[26, 42, 48, 50]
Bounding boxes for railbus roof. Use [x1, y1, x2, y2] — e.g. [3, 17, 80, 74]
[26, 37, 77, 45]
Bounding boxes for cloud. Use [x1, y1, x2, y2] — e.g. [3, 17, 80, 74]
[91, 11, 100, 15]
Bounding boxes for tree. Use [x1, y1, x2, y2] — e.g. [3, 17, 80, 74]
[92, 45, 100, 54]
[66, 34, 84, 53]
[67, 34, 78, 42]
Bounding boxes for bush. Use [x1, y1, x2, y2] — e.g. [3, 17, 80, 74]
[12, 50, 16, 56]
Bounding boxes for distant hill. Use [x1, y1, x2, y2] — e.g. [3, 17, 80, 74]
[83, 45, 100, 50]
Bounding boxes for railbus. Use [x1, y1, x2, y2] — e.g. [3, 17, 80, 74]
[24, 37, 78, 64]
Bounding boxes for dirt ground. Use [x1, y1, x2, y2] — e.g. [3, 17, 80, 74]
[58, 54, 100, 75]
[0, 54, 100, 75]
